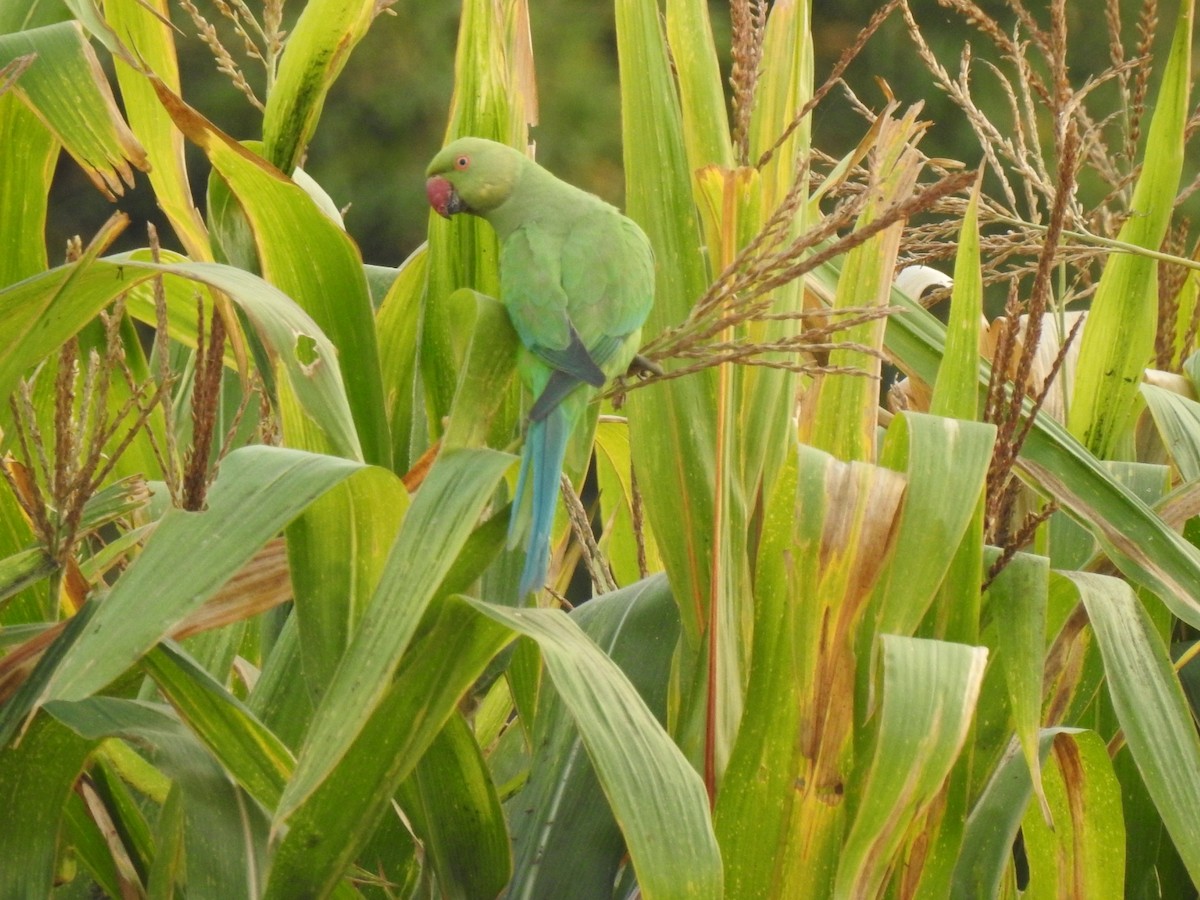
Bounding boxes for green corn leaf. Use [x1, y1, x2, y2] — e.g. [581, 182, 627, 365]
[261, 0, 376, 173]
[716, 443, 907, 898]
[986, 550, 1051, 825]
[1074, 571, 1200, 886]
[1019, 729, 1125, 900]
[834, 635, 987, 898]
[0, 710, 96, 898]
[286, 466, 409, 705]
[931, 172, 984, 421]
[0, 547, 55, 612]
[104, 0, 209, 260]
[615, 0, 724, 778]
[402, 712, 512, 899]
[1, 252, 363, 460]
[849, 262, 1200, 630]
[265, 594, 515, 898]
[47, 697, 272, 899]
[420, 0, 532, 431]
[157, 87, 389, 466]
[810, 108, 924, 462]
[1141, 382, 1200, 481]
[508, 575, 679, 898]
[276, 448, 513, 822]
[874, 411, 995, 640]
[0, 91, 56, 286]
[22, 446, 362, 706]
[1068, 0, 1193, 458]
[470, 598, 722, 900]
[375, 245, 428, 473]
[953, 728, 1090, 898]
[141, 641, 295, 809]
[665, 0, 732, 170]
[0, 21, 145, 199]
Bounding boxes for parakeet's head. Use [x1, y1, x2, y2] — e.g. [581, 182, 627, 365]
[425, 137, 525, 219]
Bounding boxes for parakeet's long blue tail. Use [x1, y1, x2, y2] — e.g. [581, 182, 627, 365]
[510, 405, 571, 596]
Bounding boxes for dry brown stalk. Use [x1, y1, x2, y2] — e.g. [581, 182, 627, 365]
[757, 0, 904, 170]
[979, 0, 1085, 557]
[560, 473, 617, 596]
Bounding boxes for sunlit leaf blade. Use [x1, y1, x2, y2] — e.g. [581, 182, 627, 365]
[716, 444, 906, 898]
[277, 448, 513, 822]
[376, 245, 428, 472]
[28, 446, 362, 705]
[470, 598, 722, 900]
[0, 22, 145, 198]
[1074, 571, 1200, 886]
[141, 641, 295, 809]
[930, 172, 983, 420]
[874, 412, 995, 639]
[46, 697, 272, 898]
[265, 595, 515, 898]
[404, 713, 512, 899]
[735, 0, 812, 511]
[810, 108, 923, 462]
[748, 0, 813, 203]
[1142, 382, 1200, 481]
[0, 92, 56, 285]
[0, 710, 95, 898]
[1020, 729, 1125, 899]
[105, 0, 210, 259]
[1068, 0, 1192, 457]
[834, 635, 987, 898]
[261, 0, 375, 173]
[508, 575, 679, 897]
[155, 85, 390, 466]
[0, 213, 126, 402]
[665, 0, 732, 170]
[615, 0, 722, 778]
[952, 727, 1082, 897]
[45, 252, 360, 458]
[986, 550, 1050, 823]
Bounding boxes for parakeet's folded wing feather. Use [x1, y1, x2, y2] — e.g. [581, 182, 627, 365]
[560, 212, 657, 369]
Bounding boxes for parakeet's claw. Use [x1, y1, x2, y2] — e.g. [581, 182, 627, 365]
[627, 353, 664, 379]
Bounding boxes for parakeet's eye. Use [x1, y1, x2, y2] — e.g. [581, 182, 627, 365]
[454, 155, 470, 170]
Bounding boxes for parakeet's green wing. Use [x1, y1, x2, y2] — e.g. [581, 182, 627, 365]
[500, 227, 607, 386]
[525, 209, 655, 421]
[560, 210, 656, 377]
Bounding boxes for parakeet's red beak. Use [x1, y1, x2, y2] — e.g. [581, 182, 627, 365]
[426, 176, 465, 218]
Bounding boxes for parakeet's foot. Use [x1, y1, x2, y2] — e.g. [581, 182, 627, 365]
[626, 353, 664, 379]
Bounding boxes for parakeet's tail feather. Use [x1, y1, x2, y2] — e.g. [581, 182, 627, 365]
[529, 370, 580, 422]
[516, 407, 570, 596]
[508, 443, 533, 551]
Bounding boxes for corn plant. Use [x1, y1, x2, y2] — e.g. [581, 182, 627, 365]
[2, 0, 1200, 897]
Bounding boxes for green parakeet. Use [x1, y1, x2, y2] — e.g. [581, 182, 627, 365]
[425, 137, 655, 595]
